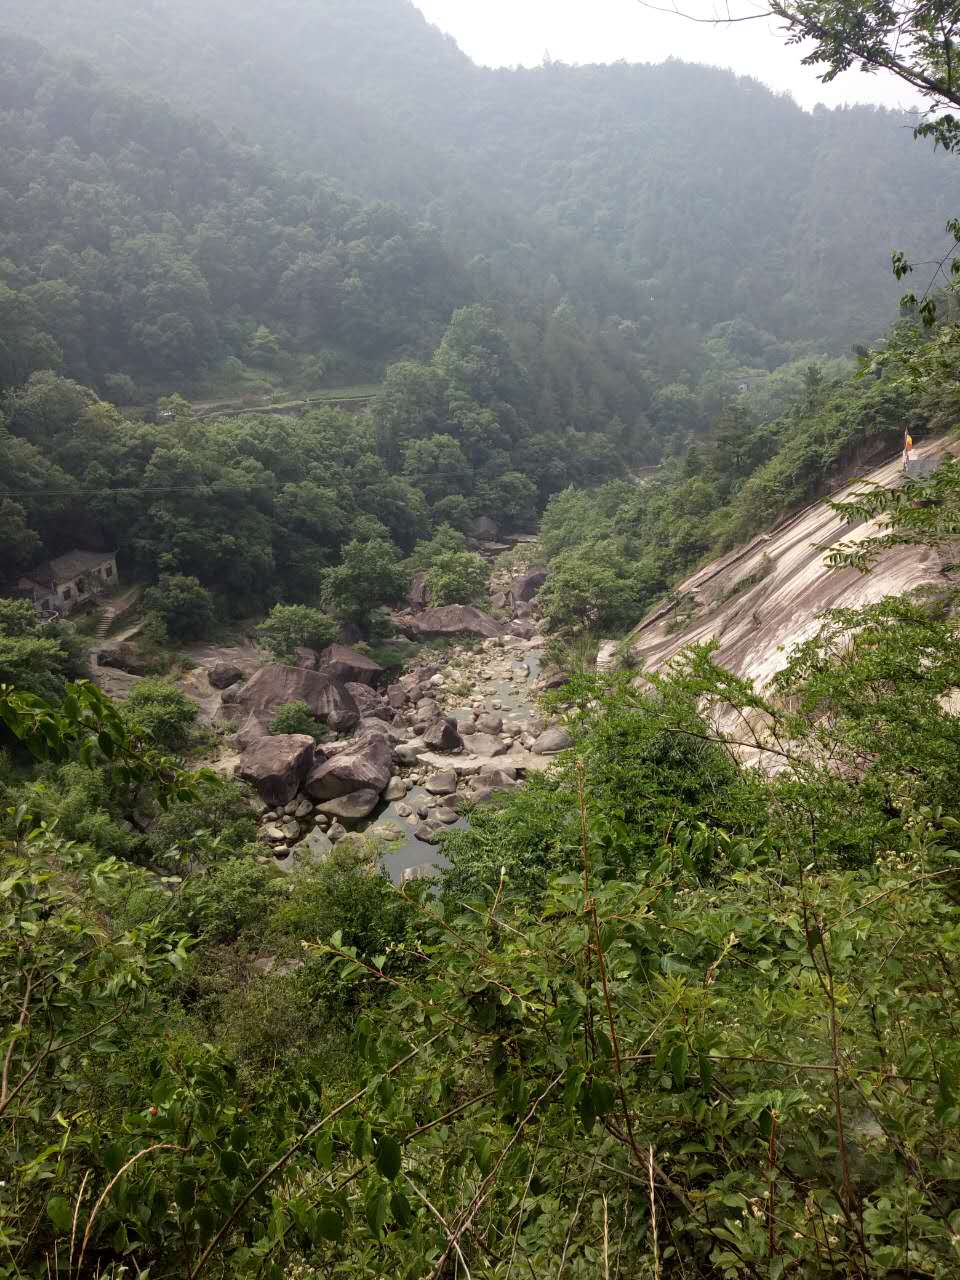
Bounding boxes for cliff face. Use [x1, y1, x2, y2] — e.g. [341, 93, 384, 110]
[628, 435, 955, 686]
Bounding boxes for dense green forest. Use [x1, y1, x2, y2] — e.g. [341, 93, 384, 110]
[5, 0, 960, 1275]
[5, 0, 960, 397]
[0, 34, 466, 391]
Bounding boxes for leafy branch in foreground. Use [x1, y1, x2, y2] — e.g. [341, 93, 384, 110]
[0, 679, 206, 804]
[826, 455, 960, 572]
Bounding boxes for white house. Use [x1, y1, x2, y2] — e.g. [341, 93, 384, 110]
[18, 550, 118, 615]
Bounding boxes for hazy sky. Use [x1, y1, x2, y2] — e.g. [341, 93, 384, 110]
[413, 0, 923, 112]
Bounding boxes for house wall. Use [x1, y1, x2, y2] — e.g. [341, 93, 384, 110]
[55, 558, 118, 613]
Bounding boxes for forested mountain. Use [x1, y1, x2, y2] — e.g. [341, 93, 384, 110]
[0, 35, 465, 392]
[8, 0, 960, 369]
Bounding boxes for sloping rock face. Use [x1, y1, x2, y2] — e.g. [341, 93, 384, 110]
[401, 606, 505, 640]
[304, 730, 393, 800]
[513, 569, 547, 602]
[629, 436, 954, 690]
[238, 734, 316, 806]
[222, 665, 359, 733]
[319, 644, 384, 686]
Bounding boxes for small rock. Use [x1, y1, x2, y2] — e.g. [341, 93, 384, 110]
[369, 821, 405, 842]
[280, 818, 301, 840]
[423, 718, 463, 752]
[259, 823, 287, 843]
[401, 862, 437, 883]
[328, 821, 347, 843]
[434, 806, 459, 825]
[300, 828, 333, 862]
[414, 821, 443, 845]
[395, 802, 413, 818]
[384, 776, 407, 801]
[293, 797, 314, 819]
[425, 769, 458, 795]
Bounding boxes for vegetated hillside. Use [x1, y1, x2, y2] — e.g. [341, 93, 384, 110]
[0, 34, 466, 394]
[9, 0, 960, 362]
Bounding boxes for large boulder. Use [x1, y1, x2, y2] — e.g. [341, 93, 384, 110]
[403, 606, 505, 641]
[305, 730, 393, 800]
[346, 682, 393, 721]
[509, 620, 536, 640]
[316, 789, 380, 821]
[318, 644, 384, 687]
[96, 642, 157, 676]
[222, 665, 359, 734]
[238, 734, 316, 806]
[532, 726, 574, 754]
[208, 661, 244, 690]
[513, 569, 547, 602]
[423, 717, 463, 752]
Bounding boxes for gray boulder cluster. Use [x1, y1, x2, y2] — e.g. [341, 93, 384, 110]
[219, 556, 565, 869]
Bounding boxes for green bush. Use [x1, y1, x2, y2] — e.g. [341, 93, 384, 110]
[0, 598, 86, 699]
[143, 775, 259, 865]
[424, 550, 489, 606]
[121, 677, 199, 752]
[256, 603, 338, 662]
[143, 573, 215, 642]
[268, 699, 326, 741]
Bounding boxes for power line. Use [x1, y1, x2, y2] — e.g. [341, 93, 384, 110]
[0, 484, 221, 499]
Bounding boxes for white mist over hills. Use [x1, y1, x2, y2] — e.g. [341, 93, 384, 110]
[414, 0, 925, 111]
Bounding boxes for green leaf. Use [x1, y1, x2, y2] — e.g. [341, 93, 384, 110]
[314, 1131, 333, 1169]
[366, 1188, 389, 1239]
[175, 1179, 196, 1211]
[590, 1078, 616, 1118]
[47, 1195, 73, 1234]
[391, 1190, 413, 1228]
[352, 1120, 372, 1158]
[315, 1209, 345, 1242]
[670, 1043, 689, 1088]
[376, 1134, 403, 1181]
[472, 1137, 493, 1175]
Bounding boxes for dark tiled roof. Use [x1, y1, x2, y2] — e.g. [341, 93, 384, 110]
[23, 550, 115, 588]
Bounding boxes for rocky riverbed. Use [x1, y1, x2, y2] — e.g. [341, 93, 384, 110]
[199, 556, 569, 882]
